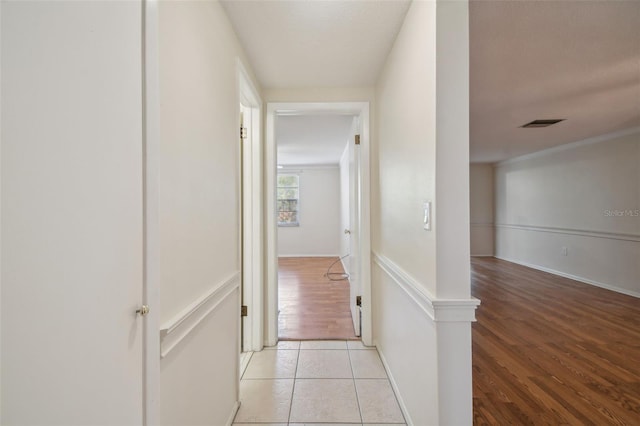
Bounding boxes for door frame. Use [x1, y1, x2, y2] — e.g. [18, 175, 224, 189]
[238, 60, 264, 353]
[143, 1, 161, 424]
[264, 102, 372, 346]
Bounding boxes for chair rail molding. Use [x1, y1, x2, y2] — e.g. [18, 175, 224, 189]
[372, 252, 480, 322]
[159, 272, 240, 358]
[495, 223, 640, 242]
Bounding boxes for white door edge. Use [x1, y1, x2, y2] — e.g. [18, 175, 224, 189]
[143, 1, 161, 424]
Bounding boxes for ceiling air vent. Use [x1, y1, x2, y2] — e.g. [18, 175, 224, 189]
[521, 119, 565, 128]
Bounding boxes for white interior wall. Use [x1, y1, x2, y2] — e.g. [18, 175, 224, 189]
[470, 163, 495, 256]
[372, 265, 439, 426]
[160, 292, 239, 425]
[373, 1, 476, 425]
[495, 129, 640, 297]
[374, 4, 438, 423]
[278, 167, 341, 257]
[157, 1, 261, 424]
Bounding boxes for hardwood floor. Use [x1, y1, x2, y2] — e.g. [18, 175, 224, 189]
[471, 257, 640, 425]
[278, 257, 358, 340]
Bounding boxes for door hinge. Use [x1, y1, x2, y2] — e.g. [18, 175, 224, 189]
[356, 296, 362, 307]
[240, 127, 248, 140]
[241, 305, 248, 317]
[354, 134, 361, 145]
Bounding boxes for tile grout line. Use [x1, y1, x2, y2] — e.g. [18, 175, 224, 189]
[239, 351, 253, 380]
[347, 344, 365, 425]
[287, 345, 301, 425]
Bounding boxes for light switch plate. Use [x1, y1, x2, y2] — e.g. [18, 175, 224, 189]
[423, 201, 431, 230]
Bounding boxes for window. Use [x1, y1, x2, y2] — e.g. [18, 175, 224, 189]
[277, 174, 299, 226]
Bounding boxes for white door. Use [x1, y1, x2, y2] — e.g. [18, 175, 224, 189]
[1, 2, 145, 424]
[347, 117, 362, 336]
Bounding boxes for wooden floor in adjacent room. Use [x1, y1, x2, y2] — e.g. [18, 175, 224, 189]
[278, 257, 358, 340]
[471, 257, 640, 425]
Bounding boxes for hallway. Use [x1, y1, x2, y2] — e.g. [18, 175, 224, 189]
[233, 340, 405, 425]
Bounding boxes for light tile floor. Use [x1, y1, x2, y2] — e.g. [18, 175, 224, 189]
[233, 340, 406, 426]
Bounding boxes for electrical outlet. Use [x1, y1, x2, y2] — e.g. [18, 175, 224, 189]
[561, 247, 568, 256]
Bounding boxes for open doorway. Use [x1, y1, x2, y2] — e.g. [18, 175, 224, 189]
[276, 114, 357, 340]
[265, 102, 372, 346]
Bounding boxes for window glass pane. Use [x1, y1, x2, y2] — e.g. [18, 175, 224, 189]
[277, 174, 299, 225]
[277, 188, 299, 199]
[277, 199, 298, 211]
[277, 175, 298, 187]
[278, 211, 298, 224]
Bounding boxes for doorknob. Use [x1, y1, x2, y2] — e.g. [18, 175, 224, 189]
[136, 305, 150, 316]
[344, 229, 351, 235]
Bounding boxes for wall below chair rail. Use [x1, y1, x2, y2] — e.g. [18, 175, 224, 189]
[495, 129, 640, 297]
[372, 261, 439, 426]
[160, 287, 239, 425]
[470, 164, 495, 256]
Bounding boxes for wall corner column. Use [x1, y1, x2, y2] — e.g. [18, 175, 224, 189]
[434, 0, 474, 424]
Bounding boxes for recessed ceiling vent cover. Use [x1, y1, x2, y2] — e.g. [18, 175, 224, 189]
[521, 119, 565, 128]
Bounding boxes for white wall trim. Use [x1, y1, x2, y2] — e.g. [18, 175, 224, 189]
[277, 254, 341, 258]
[238, 57, 264, 353]
[159, 272, 240, 358]
[372, 252, 480, 322]
[471, 223, 494, 228]
[279, 164, 340, 170]
[495, 255, 640, 299]
[495, 126, 640, 168]
[375, 344, 414, 426]
[373, 253, 435, 319]
[142, 1, 161, 423]
[495, 223, 640, 243]
[225, 401, 240, 426]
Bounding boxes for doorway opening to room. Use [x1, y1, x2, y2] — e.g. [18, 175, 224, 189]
[276, 114, 354, 340]
[265, 102, 372, 344]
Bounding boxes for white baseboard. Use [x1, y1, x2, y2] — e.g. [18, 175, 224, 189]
[471, 254, 494, 257]
[376, 343, 413, 426]
[495, 255, 640, 299]
[226, 401, 240, 426]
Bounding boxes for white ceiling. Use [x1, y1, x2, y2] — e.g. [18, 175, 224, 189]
[276, 115, 354, 166]
[221, 0, 411, 88]
[470, 0, 640, 162]
[223, 0, 640, 163]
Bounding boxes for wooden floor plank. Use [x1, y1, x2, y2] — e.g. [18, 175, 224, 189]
[278, 256, 358, 340]
[472, 257, 640, 425]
